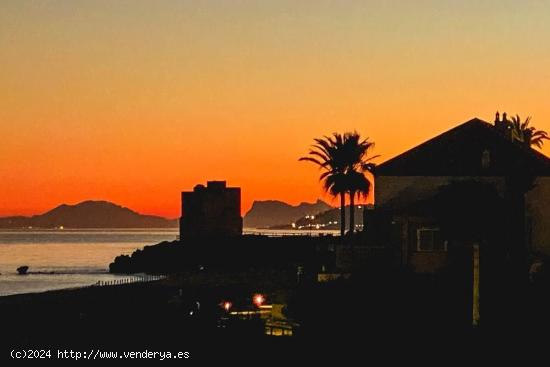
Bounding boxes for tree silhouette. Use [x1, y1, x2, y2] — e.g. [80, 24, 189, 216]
[433, 180, 505, 242]
[510, 114, 549, 149]
[300, 131, 378, 237]
[299, 133, 348, 237]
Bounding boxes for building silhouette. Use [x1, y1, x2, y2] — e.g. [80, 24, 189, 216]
[363, 117, 550, 327]
[372, 117, 550, 271]
[180, 181, 242, 238]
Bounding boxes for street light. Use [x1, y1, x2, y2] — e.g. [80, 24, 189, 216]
[221, 301, 232, 312]
[253, 294, 265, 307]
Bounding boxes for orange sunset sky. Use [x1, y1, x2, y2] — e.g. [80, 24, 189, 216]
[1, 1, 550, 218]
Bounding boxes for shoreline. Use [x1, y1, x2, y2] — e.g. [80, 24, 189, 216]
[0, 272, 164, 299]
[0, 277, 166, 303]
[0, 284, 100, 302]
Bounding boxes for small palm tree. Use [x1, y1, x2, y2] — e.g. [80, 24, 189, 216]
[299, 133, 348, 237]
[510, 115, 549, 149]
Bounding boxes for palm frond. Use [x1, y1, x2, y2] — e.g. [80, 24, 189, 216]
[502, 114, 548, 149]
[300, 130, 378, 199]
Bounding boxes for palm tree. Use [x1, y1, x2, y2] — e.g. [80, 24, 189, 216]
[300, 131, 378, 237]
[299, 133, 348, 237]
[342, 132, 378, 234]
[510, 115, 549, 149]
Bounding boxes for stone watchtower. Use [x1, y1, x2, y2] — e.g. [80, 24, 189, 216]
[179, 181, 242, 239]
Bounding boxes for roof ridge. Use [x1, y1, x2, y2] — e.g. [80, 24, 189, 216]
[376, 117, 550, 176]
[378, 118, 490, 169]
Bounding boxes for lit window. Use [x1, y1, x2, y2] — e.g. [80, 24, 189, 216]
[416, 228, 447, 252]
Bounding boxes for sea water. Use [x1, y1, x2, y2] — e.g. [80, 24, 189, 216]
[0, 229, 178, 296]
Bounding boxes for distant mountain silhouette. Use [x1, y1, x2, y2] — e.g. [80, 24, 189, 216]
[243, 199, 333, 228]
[0, 201, 177, 229]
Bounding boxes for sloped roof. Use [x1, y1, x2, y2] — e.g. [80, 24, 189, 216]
[376, 118, 550, 176]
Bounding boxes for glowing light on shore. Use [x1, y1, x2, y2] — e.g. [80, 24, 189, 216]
[253, 294, 265, 307]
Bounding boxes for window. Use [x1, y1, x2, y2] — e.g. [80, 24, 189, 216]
[416, 228, 447, 252]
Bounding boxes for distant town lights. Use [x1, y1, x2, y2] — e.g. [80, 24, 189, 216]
[222, 301, 232, 311]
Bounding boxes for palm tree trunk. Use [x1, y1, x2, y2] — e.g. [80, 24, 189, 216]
[349, 191, 355, 235]
[340, 192, 346, 238]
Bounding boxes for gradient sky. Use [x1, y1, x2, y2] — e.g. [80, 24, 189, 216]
[2, 0, 550, 218]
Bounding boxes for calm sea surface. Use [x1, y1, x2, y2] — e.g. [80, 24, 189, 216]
[0, 229, 178, 296]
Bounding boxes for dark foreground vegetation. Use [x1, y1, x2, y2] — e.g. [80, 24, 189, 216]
[109, 235, 334, 275]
